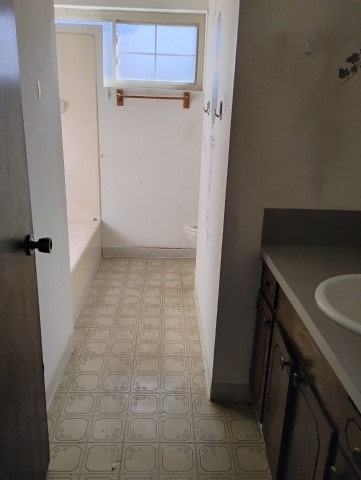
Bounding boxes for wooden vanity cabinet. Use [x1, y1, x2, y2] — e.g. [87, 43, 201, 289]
[262, 323, 295, 479]
[282, 374, 336, 480]
[250, 263, 278, 421]
[276, 288, 361, 480]
[329, 446, 360, 480]
[251, 261, 361, 480]
[260, 263, 278, 308]
[250, 293, 274, 420]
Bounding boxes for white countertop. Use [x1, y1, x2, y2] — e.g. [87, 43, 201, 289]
[261, 245, 361, 412]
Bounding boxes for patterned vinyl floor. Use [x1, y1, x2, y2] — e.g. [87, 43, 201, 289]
[46, 257, 271, 479]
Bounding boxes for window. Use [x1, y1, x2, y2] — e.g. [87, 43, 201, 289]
[55, 9, 205, 90]
[116, 23, 198, 83]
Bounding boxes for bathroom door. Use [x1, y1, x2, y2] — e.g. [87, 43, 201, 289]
[0, 1, 49, 478]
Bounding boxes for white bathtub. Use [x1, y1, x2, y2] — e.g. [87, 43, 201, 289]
[68, 219, 101, 321]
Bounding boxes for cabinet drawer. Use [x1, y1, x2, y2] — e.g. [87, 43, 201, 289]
[261, 263, 278, 308]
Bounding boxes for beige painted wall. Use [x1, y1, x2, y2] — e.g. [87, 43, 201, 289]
[55, 1, 205, 251]
[195, 0, 240, 393]
[14, 0, 74, 404]
[99, 88, 203, 251]
[214, 0, 361, 387]
[56, 33, 101, 222]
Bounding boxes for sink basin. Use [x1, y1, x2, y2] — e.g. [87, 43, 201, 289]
[315, 274, 361, 335]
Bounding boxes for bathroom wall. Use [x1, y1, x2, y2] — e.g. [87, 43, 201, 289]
[195, 0, 240, 394]
[56, 31, 102, 320]
[55, 0, 208, 11]
[214, 0, 361, 393]
[56, 32, 101, 222]
[99, 89, 203, 254]
[55, 0, 206, 254]
[14, 0, 74, 405]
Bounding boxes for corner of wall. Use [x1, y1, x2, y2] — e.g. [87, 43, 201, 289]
[210, 382, 252, 404]
[45, 332, 74, 409]
[194, 282, 212, 399]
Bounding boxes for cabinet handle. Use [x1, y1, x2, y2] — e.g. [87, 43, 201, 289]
[280, 356, 291, 369]
[353, 447, 361, 467]
[329, 466, 337, 480]
[329, 466, 345, 479]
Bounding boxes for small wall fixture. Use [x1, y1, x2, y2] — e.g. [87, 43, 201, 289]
[116, 89, 190, 109]
[203, 101, 210, 115]
[60, 99, 66, 114]
[215, 101, 223, 121]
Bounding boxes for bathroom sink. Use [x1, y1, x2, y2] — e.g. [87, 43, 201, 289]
[315, 274, 361, 335]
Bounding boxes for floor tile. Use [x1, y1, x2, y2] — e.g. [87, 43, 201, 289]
[83, 444, 121, 473]
[47, 257, 269, 479]
[53, 417, 90, 442]
[62, 394, 97, 416]
[194, 417, 228, 442]
[160, 417, 193, 442]
[234, 445, 269, 474]
[89, 417, 125, 442]
[160, 444, 196, 474]
[161, 394, 191, 415]
[197, 445, 234, 474]
[122, 444, 158, 474]
[125, 416, 159, 442]
[129, 395, 160, 415]
[48, 444, 85, 474]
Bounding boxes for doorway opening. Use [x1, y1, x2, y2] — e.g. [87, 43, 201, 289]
[55, 11, 204, 323]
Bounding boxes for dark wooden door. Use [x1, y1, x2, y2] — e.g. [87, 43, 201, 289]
[0, 1, 49, 478]
[263, 322, 295, 480]
[282, 377, 336, 480]
[250, 292, 273, 420]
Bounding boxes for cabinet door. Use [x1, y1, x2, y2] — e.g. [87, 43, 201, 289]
[283, 377, 336, 480]
[261, 263, 278, 308]
[328, 446, 360, 480]
[263, 322, 295, 480]
[250, 293, 274, 420]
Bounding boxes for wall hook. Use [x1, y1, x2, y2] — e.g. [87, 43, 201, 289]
[60, 99, 66, 114]
[203, 101, 210, 115]
[215, 101, 223, 121]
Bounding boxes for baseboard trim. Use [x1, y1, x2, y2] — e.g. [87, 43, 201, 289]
[45, 333, 74, 410]
[102, 247, 196, 258]
[210, 382, 252, 404]
[193, 287, 212, 399]
[72, 254, 102, 322]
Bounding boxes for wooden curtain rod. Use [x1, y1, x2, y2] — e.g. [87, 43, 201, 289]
[116, 89, 190, 109]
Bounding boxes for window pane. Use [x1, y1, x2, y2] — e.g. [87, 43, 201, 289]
[117, 53, 155, 80]
[103, 50, 113, 83]
[102, 22, 113, 52]
[156, 55, 196, 83]
[157, 25, 197, 55]
[117, 23, 155, 53]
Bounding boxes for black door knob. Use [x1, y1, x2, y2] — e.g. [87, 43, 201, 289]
[25, 234, 52, 256]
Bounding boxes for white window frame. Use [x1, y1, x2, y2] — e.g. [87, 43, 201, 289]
[54, 8, 206, 91]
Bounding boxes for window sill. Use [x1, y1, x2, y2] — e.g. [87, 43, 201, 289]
[103, 80, 203, 92]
